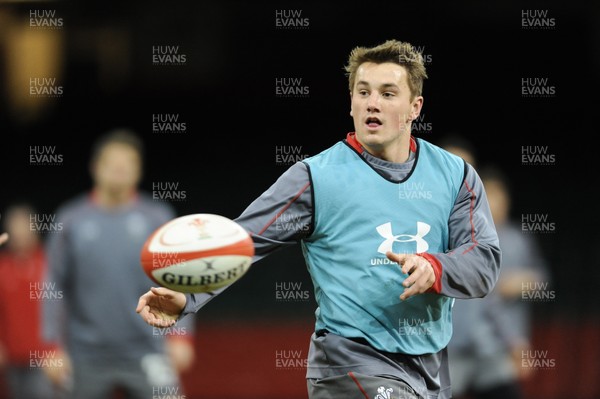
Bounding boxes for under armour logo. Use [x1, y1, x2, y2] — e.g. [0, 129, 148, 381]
[376, 222, 431, 254]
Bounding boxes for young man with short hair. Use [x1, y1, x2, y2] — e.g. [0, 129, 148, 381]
[137, 40, 500, 399]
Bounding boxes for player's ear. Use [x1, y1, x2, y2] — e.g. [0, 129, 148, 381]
[410, 95, 424, 120]
[349, 91, 353, 117]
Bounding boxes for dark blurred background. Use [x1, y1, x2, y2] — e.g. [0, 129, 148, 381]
[0, 1, 598, 398]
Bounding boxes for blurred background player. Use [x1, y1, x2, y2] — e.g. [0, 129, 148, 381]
[42, 129, 195, 399]
[0, 203, 55, 399]
[440, 136, 550, 399]
[436, 134, 477, 167]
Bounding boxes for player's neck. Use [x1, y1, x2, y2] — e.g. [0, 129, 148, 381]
[93, 187, 136, 208]
[362, 134, 412, 164]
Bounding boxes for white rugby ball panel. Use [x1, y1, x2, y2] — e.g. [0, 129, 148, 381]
[147, 214, 250, 253]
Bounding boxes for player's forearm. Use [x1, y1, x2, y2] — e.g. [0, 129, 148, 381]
[177, 233, 302, 318]
[178, 162, 313, 318]
[426, 243, 500, 298]
[432, 165, 501, 298]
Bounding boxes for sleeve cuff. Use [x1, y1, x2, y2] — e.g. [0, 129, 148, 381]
[177, 288, 225, 321]
[177, 293, 197, 321]
[417, 252, 443, 294]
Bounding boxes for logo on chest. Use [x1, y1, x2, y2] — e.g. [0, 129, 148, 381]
[376, 221, 431, 254]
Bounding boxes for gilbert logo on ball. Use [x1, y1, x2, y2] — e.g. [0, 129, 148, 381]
[140, 214, 254, 293]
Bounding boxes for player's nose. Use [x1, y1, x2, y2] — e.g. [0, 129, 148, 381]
[366, 92, 381, 111]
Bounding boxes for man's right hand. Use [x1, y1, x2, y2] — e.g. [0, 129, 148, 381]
[136, 287, 187, 328]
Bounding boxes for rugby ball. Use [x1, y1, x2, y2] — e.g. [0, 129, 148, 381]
[140, 214, 254, 293]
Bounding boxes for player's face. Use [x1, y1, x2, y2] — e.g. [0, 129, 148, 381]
[350, 62, 423, 152]
[92, 143, 141, 194]
[5, 208, 38, 253]
[445, 146, 476, 167]
[484, 180, 510, 226]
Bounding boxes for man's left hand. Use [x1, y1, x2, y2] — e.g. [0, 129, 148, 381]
[386, 252, 436, 300]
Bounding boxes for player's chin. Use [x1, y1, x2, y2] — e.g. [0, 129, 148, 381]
[359, 131, 387, 146]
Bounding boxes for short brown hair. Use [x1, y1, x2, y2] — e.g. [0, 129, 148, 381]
[90, 128, 144, 164]
[344, 40, 428, 100]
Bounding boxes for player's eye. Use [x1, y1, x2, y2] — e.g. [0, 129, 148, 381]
[358, 90, 369, 96]
[382, 92, 395, 98]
